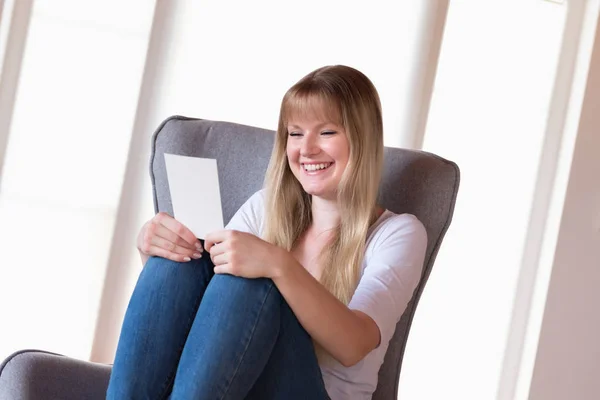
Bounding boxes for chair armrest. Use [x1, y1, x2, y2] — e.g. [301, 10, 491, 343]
[0, 349, 111, 400]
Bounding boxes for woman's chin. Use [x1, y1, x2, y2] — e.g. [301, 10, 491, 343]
[302, 186, 336, 200]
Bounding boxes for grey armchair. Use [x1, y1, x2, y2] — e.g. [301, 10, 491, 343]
[0, 116, 460, 400]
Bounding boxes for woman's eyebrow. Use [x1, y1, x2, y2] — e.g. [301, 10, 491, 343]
[287, 122, 337, 129]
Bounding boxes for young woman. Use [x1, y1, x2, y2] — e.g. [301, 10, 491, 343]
[106, 65, 428, 400]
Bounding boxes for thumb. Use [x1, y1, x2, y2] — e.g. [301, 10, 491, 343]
[204, 229, 228, 252]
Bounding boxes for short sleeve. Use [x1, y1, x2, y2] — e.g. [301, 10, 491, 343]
[224, 190, 265, 237]
[348, 213, 428, 347]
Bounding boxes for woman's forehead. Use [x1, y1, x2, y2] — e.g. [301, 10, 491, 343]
[286, 113, 340, 128]
[284, 95, 341, 126]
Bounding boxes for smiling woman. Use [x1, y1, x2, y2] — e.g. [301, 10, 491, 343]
[106, 65, 427, 400]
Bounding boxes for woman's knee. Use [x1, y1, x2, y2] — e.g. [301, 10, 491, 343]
[143, 255, 213, 280]
[208, 274, 281, 303]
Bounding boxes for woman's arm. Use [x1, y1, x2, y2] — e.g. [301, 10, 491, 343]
[271, 252, 380, 367]
[204, 229, 378, 366]
[205, 214, 428, 368]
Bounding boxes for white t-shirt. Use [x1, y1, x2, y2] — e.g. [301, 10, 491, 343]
[226, 190, 428, 400]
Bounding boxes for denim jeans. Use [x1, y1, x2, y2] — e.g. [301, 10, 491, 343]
[106, 250, 329, 400]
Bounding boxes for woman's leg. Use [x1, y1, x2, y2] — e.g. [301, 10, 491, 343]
[169, 274, 282, 399]
[170, 274, 329, 400]
[106, 254, 214, 400]
[245, 300, 330, 400]
[107, 253, 328, 399]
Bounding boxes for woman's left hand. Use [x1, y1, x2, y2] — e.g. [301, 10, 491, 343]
[204, 230, 286, 279]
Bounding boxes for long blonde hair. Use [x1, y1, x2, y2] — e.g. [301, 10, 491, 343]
[263, 65, 384, 305]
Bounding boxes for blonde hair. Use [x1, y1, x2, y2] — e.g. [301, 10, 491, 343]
[263, 65, 384, 307]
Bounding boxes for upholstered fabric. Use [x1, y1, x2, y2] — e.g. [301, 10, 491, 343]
[0, 115, 459, 400]
[0, 350, 111, 400]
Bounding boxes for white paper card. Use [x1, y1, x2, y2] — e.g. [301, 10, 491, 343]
[164, 153, 224, 239]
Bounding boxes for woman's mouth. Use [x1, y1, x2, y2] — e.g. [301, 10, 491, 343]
[302, 162, 333, 173]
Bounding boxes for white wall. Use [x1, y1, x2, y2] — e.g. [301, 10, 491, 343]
[129, 0, 442, 148]
[528, 10, 600, 400]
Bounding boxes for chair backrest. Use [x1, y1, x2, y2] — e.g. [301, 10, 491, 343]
[150, 116, 460, 399]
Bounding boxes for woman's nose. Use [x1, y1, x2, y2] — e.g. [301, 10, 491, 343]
[300, 136, 320, 156]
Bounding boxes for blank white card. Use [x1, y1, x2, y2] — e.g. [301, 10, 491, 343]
[164, 153, 224, 239]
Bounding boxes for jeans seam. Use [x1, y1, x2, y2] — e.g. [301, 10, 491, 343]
[218, 280, 276, 399]
[157, 262, 206, 400]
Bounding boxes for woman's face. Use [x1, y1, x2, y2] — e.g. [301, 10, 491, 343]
[286, 112, 350, 201]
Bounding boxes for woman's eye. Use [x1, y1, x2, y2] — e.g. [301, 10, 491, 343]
[321, 130, 337, 135]
[289, 132, 302, 137]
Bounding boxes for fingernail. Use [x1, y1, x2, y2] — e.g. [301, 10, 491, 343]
[183, 257, 191, 262]
[192, 252, 202, 259]
[196, 243, 203, 251]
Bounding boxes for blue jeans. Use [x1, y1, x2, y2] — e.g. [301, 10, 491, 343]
[106, 250, 329, 400]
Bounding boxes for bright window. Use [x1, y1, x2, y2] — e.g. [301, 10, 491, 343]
[400, 1, 567, 399]
[0, 0, 155, 361]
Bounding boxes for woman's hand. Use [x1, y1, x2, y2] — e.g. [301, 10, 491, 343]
[137, 212, 204, 263]
[204, 230, 287, 279]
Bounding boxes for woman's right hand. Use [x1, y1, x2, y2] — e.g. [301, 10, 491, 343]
[137, 212, 204, 264]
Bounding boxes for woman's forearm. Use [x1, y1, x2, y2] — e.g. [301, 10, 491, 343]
[271, 253, 380, 367]
[139, 250, 149, 266]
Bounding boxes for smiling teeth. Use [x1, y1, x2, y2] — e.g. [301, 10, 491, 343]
[303, 163, 331, 171]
